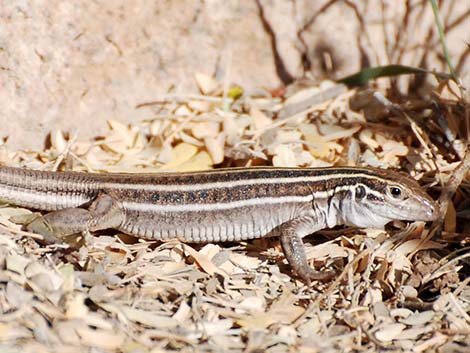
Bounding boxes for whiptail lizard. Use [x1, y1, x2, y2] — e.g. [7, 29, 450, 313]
[0, 165, 437, 283]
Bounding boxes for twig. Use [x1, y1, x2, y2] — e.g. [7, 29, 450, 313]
[436, 146, 470, 227]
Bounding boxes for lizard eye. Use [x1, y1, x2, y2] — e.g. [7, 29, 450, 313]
[388, 186, 402, 198]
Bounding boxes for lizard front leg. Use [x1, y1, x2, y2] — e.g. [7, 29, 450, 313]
[27, 193, 125, 239]
[279, 217, 335, 285]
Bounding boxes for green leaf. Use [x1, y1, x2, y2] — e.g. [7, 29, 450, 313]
[337, 64, 451, 87]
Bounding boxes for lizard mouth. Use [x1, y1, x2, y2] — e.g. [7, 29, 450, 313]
[422, 199, 439, 221]
[391, 198, 438, 223]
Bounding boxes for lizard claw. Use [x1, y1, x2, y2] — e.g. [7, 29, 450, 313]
[298, 268, 335, 287]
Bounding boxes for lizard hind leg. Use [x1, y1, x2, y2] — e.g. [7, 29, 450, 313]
[86, 192, 125, 232]
[279, 218, 335, 285]
[27, 193, 125, 238]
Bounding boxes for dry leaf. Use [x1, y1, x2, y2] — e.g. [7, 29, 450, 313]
[250, 108, 272, 130]
[172, 301, 191, 323]
[199, 319, 233, 336]
[173, 151, 213, 172]
[50, 129, 68, 154]
[235, 296, 266, 314]
[159, 142, 198, 170]
[0, 322, 31, 341]
[305, 242, 349, 261]
[6, 253, 29, 276]
[359, 129, 379, 149]
[318, 124, 361, 141]
[194, 72, 220, 95]
[119, 305, 178, 328]
[444, 200, 457, 233]
[191, 121, 220, 139]
[76, 327, 126, 350]
[272, 145, 298, 167]
[65, 293, 89, 319]
[375, 323, 406, 342]
[174, 104, 192, 116]
[412, 332, 448, 352]
[188, 100, 211, 112]
[394, 239, 444, 257]
[400, 311, 435, 326]
[205, 134, 225, 164]
[182, 244, 227, 277]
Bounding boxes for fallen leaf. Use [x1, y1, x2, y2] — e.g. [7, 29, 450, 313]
[375, 323, 406, 342]
[194, 72, 220, 95]
[160, 142, 198, 170]
[182, 244, 227, 277]
[76, 327, 126, 350]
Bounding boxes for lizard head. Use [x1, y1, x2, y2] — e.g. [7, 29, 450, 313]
[338, 168, 438, 229]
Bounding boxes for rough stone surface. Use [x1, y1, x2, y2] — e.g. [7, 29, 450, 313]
[1, 0, 468, 149]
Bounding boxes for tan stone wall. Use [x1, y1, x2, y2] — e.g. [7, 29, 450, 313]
[1, 1, 468, 149]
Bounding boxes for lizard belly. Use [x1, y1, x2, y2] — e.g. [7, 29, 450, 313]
[118, 203, 301, 242]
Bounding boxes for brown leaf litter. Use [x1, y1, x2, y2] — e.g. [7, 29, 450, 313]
[0, 75, 470, 352]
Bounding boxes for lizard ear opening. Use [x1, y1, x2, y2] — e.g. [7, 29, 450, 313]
[355, 185, 366, 200]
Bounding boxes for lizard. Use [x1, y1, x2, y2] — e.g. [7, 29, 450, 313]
[0, 165, 437, 282]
